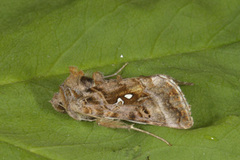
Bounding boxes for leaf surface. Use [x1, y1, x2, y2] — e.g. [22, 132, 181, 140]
[1, 0, 240, 159]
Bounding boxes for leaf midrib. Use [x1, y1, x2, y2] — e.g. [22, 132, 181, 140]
[0, 39, 240, 87]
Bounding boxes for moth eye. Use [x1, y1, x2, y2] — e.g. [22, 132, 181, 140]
[124, 94, 133, 99]
[56, 102, 66, 112]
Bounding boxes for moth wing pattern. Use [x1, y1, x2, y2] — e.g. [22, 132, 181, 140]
[138, 75, 193, 129]
[50, 63, 194, 146]
[87, 73, 193, 129]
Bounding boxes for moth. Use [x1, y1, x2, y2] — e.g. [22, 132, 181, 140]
[50, 63, 194, 146]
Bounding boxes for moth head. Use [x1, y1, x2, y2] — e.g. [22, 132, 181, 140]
[50, 67, 95, 113]
[50, 92, 66, 113]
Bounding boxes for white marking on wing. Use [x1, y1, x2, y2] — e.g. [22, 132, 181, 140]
[116, 97, 124, 104]
[124, 94, 133, 99]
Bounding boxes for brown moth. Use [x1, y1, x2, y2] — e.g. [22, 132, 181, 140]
[50, 63, 194, 146]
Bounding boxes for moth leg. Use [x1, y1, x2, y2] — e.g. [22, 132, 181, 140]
[93, 63, 127, 84]
[172, 79, 194, 86]
[104, 62, 128, 78]
[96, 118, 172, 146]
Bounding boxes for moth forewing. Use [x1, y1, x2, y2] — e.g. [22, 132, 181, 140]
[138, 75, 194, 129]
[50, 63, 193, 146]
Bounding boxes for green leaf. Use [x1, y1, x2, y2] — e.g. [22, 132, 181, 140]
[1, 0, 240, 159]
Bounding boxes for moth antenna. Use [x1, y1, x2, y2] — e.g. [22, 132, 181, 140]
[104, 62, 128, 78]
[130, 125, 172, 146]
[172, 79, 194, 86]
